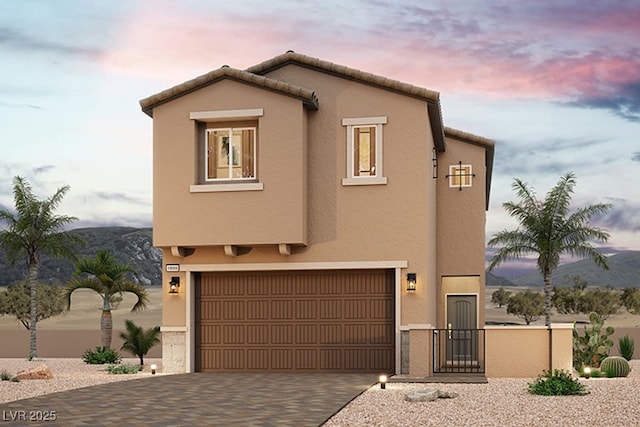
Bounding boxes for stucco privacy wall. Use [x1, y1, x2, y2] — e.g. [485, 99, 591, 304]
[485, 324, 573, 378]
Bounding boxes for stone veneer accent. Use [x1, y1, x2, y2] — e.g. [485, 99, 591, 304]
[161, 330, 186, 373]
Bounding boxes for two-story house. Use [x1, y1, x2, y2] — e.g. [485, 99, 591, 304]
[140, 51, 494, 376]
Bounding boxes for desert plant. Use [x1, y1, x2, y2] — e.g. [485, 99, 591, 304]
[573, 312, 614, 370]
[0, 176, 83, 359]
[66, 250, 149, 349]
[0, 370, 11, 381]
[82, 346, 121, 365]
[491, 287, 512, 308]
[528, 369, 588, 396]
[105, 364, 142, 374]
[599, 356, 631, 378]
[9, 376, 20, 382]
[119, 319, 161, 366]
[618, 334, 634, 361]
[487, 172, 611, 326]
[506, 290, 545, 325]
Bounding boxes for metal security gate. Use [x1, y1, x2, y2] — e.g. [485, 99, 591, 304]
[433, 328, 485, 373]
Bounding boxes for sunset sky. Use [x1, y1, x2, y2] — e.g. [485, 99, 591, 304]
[1, 1, 638, 276]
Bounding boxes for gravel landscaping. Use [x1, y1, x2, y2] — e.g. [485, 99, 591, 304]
[325, 360, 640, 427]
[0, 358, 162, 404]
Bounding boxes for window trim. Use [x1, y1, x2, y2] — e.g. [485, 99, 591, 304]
[342, 116, 388, 186]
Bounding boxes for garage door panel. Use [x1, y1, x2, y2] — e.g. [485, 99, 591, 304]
[196, 269, 394, 372]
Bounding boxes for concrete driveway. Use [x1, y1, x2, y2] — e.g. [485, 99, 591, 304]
[0, 372, 378, 426]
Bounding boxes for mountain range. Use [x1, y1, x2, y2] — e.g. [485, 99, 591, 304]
[487, 251, 640, 288]
[0, 227, 162, 287]
[1, 227, 638, 289]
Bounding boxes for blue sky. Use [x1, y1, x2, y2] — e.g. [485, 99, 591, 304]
[1, 1, 638, 276]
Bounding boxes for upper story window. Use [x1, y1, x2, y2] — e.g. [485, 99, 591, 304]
[189, 109, 264, 193]
[448, 163, 473, 189]
[342, 116, 388, 186]
[206, 127, 256, 181]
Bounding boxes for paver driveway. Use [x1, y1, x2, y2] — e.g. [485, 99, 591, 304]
[0, 373, 378, 426]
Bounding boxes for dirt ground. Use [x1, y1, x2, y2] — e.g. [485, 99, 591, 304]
[0, 286, 162, 331]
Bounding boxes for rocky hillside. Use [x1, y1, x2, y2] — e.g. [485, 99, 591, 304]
[0, 227, 161, 287]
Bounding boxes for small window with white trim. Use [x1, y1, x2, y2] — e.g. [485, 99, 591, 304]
[206, 127, 256, 180]
[342, 116, 387, 185]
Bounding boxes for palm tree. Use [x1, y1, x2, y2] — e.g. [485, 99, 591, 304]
[119, 319, 161, 366]
[66, 250, 149, 348]
[487, 172, 611, 326]
[0, 176, 81, 359]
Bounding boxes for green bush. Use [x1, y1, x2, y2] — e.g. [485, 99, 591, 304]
[0, 370, 11, 381]
[82, 346, 121, 365]
[618, 335, 634, 361]
[528, 369, 589, 396]
[105, 364, 142, 374]
[599, 356, 630, 378]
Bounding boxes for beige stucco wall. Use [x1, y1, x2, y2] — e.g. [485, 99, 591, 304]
[436, 138, 488, 328]
[152, 79, 308, 247]
[485, 324, 573, 378]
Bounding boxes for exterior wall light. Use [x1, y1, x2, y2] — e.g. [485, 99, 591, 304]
[406, 273, 417, 291]
[150, 364, 157, 375]
[583, 367, 591, 379]
[379, 374, 387, 389]
[169, 277, 180, 294]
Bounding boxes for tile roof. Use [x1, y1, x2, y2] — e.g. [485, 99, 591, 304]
[246, 51, 441, 103]
[139, 66, 319, 117]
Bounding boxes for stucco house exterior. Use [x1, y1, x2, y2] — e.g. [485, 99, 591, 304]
[140, 51, 495, 376]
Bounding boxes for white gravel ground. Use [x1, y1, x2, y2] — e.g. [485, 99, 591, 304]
[0, 358, 163, 404]
[325, 360, 640, 427]
[2, 358, 640, 426]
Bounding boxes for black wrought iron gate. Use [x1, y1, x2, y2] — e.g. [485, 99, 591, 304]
[433, 328, 485, 374]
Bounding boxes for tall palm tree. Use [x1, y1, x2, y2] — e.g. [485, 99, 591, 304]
[487, 172, 611, 326]
[66, 250, 149, 348]
[0, 176, 81, 359]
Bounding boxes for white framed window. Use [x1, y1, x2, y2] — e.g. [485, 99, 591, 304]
[342, 116, 387, 186]
[448, 164, 473, 188]
[205, 127, 256, 181]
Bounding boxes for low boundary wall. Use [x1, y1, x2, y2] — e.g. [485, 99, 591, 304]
[485, 323, 573, 378]
[0, 330, 162, 358]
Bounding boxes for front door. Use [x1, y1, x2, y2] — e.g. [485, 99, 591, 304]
[446, 295, 477, 362]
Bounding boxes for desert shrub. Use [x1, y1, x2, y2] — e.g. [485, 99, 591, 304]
[0, 370, 11, 381]
[573, 312, 614, 370]
[618, 334, 634, 361]
[599, 356, 630, 378]
[82, 346, 121, 365]
[105, 364, 142, 374]
[9, 376, 20, 382]
[528, 369, 588, 396]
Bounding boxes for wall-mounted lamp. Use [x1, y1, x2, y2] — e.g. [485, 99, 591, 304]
[169, 277, 180, 294]
[406, 273, 417, 291]
[379, 374, 387, 389]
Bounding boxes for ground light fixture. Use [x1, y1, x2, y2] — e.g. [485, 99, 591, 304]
[150, 364, 157, 375]
[406, 273, 417, 291]
[169, 277, 180, 294]
[584, 367, 591, 379]
[379, 374, 388, 389]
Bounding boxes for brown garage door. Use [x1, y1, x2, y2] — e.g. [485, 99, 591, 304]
[195, 269, 395, 372]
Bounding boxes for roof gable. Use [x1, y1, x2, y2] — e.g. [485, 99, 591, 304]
[139, 66, 318, 117]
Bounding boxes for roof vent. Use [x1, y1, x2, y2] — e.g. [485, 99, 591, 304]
[221, 64, 229, 68]
[286, 50, 295, 53]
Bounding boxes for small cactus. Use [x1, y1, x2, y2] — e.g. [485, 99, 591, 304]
[600, 356, 630, 377]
